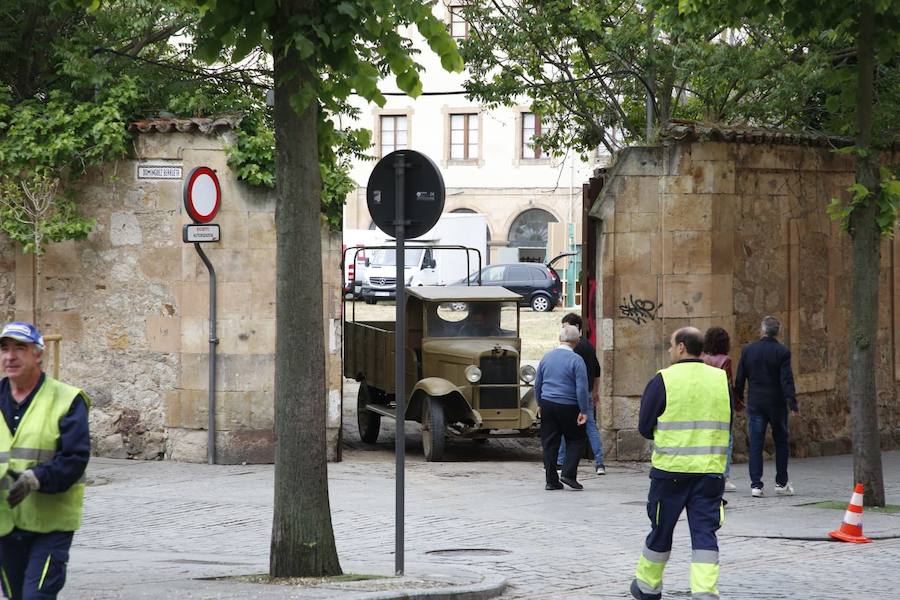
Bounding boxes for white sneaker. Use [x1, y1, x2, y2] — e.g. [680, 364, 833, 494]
[596, 466, 606, 476]
[774, 482, 795, 496]
[724, 478, 737, 492]
[751, 487, 764, 498]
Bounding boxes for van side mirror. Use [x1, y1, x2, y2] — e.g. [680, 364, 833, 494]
[365, 258, 370, 267]
[425, 258, 436, 269]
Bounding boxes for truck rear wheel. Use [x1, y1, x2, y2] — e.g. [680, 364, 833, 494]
[421, 396, 445, 462]
[357, 382, 381, 444]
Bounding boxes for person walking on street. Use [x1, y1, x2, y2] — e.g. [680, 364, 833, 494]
[701, 327, 741, 492]
[734, 315, 798, 497]
[557, 313, 606, 475]
[535, 324, 590, 490]
[631, 327, 731, 600]
[0, 322, 90, 600]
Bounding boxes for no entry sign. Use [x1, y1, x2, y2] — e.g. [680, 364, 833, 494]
[183, 166, 221, 223]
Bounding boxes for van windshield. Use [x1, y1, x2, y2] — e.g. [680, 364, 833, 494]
[372, 248, 424, 266]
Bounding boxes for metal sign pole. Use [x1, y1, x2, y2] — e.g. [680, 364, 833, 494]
[394, 153, 407, 576]
[194, 243, 219, 465]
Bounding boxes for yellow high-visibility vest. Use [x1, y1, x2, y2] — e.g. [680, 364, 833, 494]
[0, 377, 90, 535]
[652, 362, 730, 473]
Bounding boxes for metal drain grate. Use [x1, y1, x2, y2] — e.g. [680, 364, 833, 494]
[426, 548, 512, 557]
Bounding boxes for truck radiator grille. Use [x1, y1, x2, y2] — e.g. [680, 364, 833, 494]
[370, 277, 395, 286]
[478, 356, 518, 409]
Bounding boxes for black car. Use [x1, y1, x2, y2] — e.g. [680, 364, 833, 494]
[456, 255, 573, 312]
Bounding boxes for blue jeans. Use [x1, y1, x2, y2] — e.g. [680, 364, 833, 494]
[558, 407, 604, 467]
[724, 430, 734, 478]
[747, 403, 790, 488]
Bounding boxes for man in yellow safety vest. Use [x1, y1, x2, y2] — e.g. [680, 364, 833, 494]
[0, 322, 90, 600]
[630, 327, 731, 600]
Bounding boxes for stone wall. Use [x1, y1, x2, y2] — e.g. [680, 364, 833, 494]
[0, 123, 343, 463]
[590, 135, 900, 461]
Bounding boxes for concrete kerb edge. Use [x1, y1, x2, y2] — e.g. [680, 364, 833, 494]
[360, 574, 508, 600]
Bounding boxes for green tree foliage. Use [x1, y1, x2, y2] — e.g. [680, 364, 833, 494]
[460, 0, 839, 155]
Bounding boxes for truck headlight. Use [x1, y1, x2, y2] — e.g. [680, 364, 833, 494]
[465, 365, 482, 383]
[520, 365, 536, 383]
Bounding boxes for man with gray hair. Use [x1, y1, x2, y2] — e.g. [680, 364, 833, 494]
[534, 324, 590, 490]
[735, 315, 798, 497]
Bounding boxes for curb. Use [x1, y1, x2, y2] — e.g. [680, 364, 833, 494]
[361, 573, 508, 600]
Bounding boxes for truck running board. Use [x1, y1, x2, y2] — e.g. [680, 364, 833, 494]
[366, 404, 398, 419]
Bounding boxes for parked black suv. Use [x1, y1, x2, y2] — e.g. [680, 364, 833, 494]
[456, 255, 572, 311]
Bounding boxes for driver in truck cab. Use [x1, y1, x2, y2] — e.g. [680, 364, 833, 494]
[459, 303, 502, 337]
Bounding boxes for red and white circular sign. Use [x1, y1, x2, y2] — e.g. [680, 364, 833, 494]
[183, 166, 221, 223]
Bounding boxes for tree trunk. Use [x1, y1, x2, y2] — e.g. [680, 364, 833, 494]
[847, 1, 885, 507]
[268, 0, 342, 576]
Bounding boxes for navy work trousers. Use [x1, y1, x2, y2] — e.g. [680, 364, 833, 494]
[644, 475, 725, 555]
[0, 529, 73, 600]
[747, 403, 790, 489]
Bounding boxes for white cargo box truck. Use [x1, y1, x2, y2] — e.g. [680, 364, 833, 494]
[360, 213, 488, 303]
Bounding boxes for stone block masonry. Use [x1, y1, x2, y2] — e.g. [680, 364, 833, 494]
[590, 131, 900, 461]
[0, 121, 343, 463]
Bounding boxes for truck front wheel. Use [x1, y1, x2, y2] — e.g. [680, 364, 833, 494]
[421, 397, 446, 462]
[357, 382, 381, 444]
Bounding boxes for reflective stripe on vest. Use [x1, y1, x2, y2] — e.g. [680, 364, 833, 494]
[652, 362, 730, 474]
[0, 377, 90, 536]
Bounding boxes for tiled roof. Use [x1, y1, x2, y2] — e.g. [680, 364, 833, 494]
[660, 120, 853, 148]
[127, 116, 241, 134]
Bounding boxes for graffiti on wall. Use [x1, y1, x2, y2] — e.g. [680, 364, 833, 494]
[619, 295, 662, 325]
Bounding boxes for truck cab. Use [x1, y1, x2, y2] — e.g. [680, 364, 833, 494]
[344, 286, 539, 461]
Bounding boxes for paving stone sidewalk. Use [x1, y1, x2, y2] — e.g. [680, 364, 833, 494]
[65, 437, 900, 600]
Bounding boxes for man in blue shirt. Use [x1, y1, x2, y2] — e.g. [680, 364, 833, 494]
[535, 324, 590, 490]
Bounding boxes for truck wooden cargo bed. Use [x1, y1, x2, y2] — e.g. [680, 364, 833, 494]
[343, 320, 396, 393]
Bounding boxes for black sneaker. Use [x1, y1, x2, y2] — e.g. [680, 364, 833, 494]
[560, 476, 583, 490]
[545, 481, 564, 490]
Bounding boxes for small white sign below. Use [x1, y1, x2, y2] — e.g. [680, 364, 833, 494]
[183, 224, 221, 243]
[137, 164, 183, 179]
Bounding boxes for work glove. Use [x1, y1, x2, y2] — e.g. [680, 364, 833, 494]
[7, 470, 40, 508]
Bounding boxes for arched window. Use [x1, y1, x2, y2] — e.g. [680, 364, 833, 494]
[508, 209, 557, 262]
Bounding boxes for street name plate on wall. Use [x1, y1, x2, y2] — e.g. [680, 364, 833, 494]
[138, 164, 183, 179]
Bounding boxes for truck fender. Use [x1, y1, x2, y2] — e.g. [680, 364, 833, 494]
[408, 378, 475, 425]
[521, 387, 537, 412]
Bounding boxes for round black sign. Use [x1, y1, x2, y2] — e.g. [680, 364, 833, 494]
[366, 150, 445, 239]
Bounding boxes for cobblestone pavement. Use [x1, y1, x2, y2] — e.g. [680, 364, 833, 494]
[66, 381, 900, 599]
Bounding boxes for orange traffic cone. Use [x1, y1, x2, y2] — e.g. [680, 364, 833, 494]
[828, 483, 872, 543]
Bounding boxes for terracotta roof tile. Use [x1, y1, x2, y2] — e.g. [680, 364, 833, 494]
[660, 120, 853, 148]
[127, 116, 241, 134]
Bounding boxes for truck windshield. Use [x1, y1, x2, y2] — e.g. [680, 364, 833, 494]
[372, 248, 424, 266]
[426, 302, 517, 338]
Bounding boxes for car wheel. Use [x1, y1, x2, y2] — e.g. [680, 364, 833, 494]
[531, 294, 552, 312]
[421, 396, 446, 462]
[357, 382, 381, 444]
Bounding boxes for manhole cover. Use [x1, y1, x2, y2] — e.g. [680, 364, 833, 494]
[426, 548, 511, 557]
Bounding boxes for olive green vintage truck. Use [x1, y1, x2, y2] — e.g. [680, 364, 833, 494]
[343, 286, 540, 461]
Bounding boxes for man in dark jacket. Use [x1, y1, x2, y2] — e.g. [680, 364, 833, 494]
[734, 316, 799, 497]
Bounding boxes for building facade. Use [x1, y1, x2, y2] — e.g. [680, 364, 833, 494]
[342, 2, 603, 304]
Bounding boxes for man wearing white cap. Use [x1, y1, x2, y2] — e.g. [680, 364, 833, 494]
[0, 322, 90, 600]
